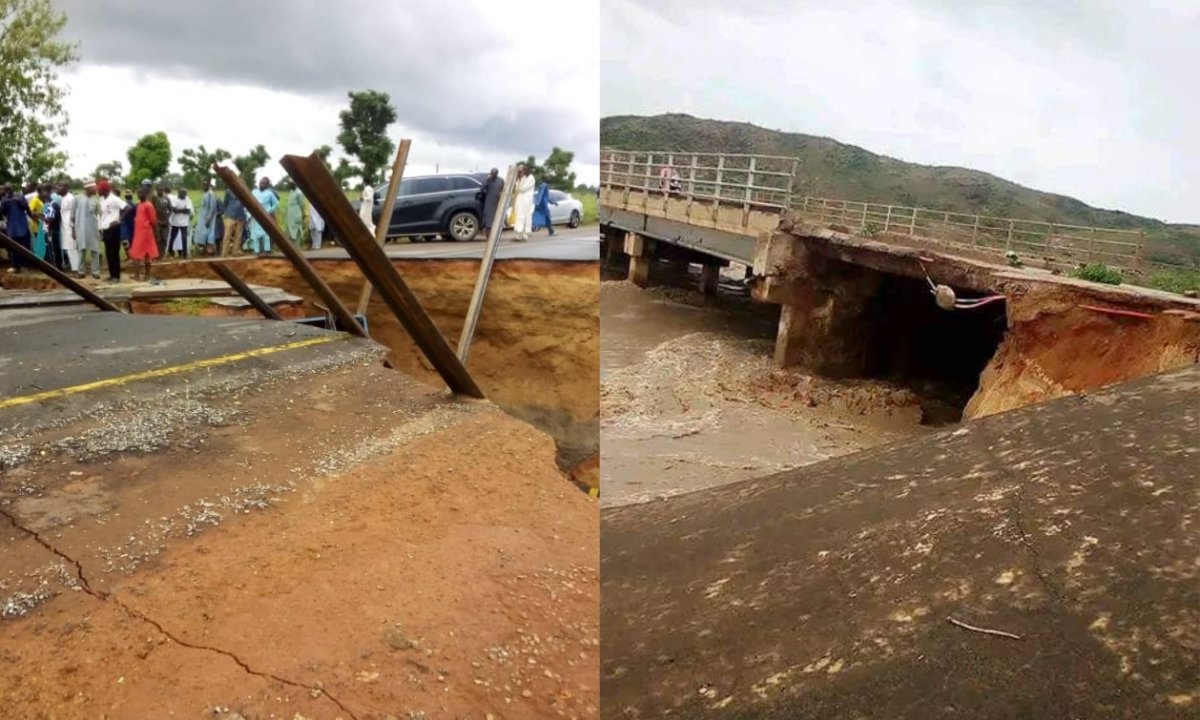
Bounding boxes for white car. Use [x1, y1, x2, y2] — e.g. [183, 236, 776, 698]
[504, 189, 584, 229]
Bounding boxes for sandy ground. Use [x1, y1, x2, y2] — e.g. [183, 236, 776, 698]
[0, 355, 598, 718]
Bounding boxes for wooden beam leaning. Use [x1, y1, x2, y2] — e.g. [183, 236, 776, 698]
[281, 153, 485, 399]
[356, 139, 411, 316]
[0, 231, 122, 312]
[212, 163, 367, 338]
[458, 164, 517, 363]
[209, 261, 283, 321]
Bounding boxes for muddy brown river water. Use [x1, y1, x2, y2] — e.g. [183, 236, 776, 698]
[600, 276, 930, 507]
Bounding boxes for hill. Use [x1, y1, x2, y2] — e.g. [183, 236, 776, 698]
[601, 114, 1198, 269]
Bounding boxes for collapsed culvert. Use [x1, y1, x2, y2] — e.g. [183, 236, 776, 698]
[149, 257, 599, 483]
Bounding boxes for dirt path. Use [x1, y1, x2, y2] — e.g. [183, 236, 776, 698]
[1, 360, 598, 718]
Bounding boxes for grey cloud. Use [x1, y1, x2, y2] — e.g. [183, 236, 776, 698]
[59, 0, 597, 164]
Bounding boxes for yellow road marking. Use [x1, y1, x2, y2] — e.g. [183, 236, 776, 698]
[0, 334, 347, 410]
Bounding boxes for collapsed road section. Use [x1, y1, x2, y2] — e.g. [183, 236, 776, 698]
[0, 309, 598, 719]
[0, 147, 599, 719]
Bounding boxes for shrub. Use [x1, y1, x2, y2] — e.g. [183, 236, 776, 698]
[1071, 264, 1123, 285]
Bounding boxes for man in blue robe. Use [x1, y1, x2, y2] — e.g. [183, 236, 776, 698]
[531, 177, 557, 236]
[248, 176, 278, 255]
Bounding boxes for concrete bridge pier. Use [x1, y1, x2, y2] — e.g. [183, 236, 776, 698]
[623, 232, 653, 287]
[752, 231, 879, 376]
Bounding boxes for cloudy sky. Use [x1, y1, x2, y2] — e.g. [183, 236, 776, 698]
[602, 0, 1197, 223]
[57, 0, 599, 186]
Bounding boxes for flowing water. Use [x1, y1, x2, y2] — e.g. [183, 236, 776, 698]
[600, 275, 928, 507]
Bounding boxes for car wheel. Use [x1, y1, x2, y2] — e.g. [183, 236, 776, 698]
[447, 211, 479, 241]
[568, 210, 581, 229]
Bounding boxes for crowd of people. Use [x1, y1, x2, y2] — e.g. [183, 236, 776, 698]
[0, 176, 326, 283]
[478, 163, 559, 242]
[1, 162, 572, 282]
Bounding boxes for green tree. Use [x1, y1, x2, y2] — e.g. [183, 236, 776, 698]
[540, 147, 577, 192]
[336, 90, 397, 186]
[0, 0, 78, 184]
[233, 144, 270, 186]
[315, 144, 333, 164]
[334, 158, 361, 189]
[127, 132, 172, 185]
[179, 145, 231, 188]
[92, 160, 124, 183]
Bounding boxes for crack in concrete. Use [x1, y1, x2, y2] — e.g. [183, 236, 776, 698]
[0, 505, 360, 720]
[1007, 485, 1076, 604]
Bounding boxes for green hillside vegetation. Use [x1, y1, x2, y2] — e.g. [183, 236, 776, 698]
[601, 114, 1199, 273]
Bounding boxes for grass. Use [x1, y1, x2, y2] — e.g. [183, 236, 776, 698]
[574, 191, 599, 225]
[163, 297, 212, 315]
[1145, 267, 1200, 295]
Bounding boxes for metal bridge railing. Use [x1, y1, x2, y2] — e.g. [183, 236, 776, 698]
[601, 148, 1163, 277]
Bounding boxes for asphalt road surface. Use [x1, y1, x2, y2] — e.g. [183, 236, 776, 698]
[306, 224, 599, 262]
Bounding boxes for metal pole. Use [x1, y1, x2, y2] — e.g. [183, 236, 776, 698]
[0, 231, 122, 313]
[458, 164, 518, 363]
[209, 261, 283, 321]
[356, 139, 412, 316]
[280, 153, 484, 398]
[213, 163, 368, 338]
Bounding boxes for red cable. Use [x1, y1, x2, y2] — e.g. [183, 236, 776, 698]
[1079, 304, 1154, 320]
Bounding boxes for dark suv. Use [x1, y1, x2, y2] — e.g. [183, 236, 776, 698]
[360, 172, 488, 242]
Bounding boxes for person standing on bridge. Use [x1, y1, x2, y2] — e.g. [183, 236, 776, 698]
[358, 182, 375, 236]
[221, 186, 247, 257]
[129, 185, 159, 283]
[152, 184, 171, 256]
[97, 181, 127, 281]
[659, 163, 680, 195]
[1, 184, 37, 274]
[166, 188, 193, 259]
[75, 182, 102, 280]
[283, 182, 306, 246]
[478, 168, 504, 237]
[309, 203, 325, 250]
[532, 174, 558, 236]
[248, 176, 278, 256]
[512, 164, 536, 242]
[57, 182, 79, 274]
[194, 179, 218, 256]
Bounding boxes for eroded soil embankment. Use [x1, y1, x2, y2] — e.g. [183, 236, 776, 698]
[155, 258, 600, 469]
[966, 286, 1200, 418]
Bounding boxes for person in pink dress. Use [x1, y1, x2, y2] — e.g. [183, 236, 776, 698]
[129, 186, 160, 283]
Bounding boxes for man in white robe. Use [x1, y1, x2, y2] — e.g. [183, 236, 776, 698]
[57, 183, 79, 272]
[512, 164, 536, 242]
[310, 204, 325, 250]
[358, 182, 375, 235]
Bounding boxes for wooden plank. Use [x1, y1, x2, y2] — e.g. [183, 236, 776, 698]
[212, 163, 368, 338]
[0, 231, 122, 313]
[458, 164, 518, 363]
[355, 139, 411, 316]
[281, 152, 484, 398]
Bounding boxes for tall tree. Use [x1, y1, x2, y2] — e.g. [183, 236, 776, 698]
[179, 145, 231, 188]
[314, 144, 333, 164]
[0, 0, 78, 184]
[336, 90, 397, 186]
[233, 144, 270, 186]
[523, 148, 577, 192]
[127, 132, 172, 185]
[334, 158, 361, 189]
[540, 147, 578, 192]
[92, 160, 125, 183]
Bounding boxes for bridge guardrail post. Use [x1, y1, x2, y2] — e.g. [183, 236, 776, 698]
[743, 156, 757, 228]
[713, 155, 724, 223]
[884, 205, 893, 233]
